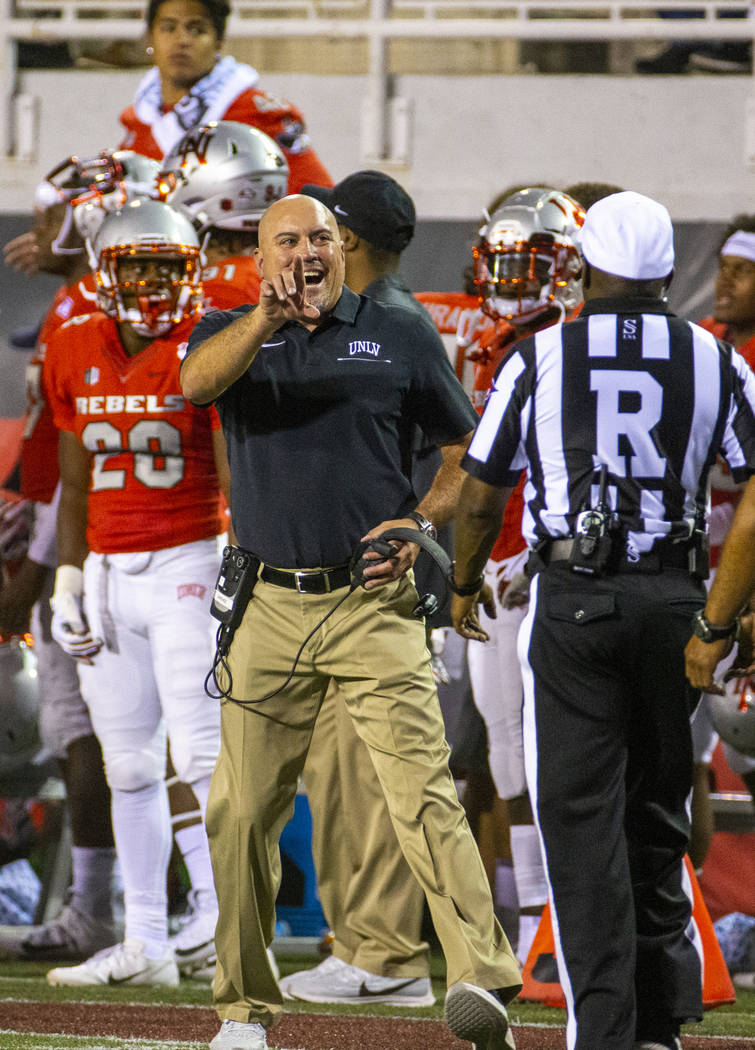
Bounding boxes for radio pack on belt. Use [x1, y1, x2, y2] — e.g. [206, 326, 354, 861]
[569, 465, 619, 577]
[211, 545, 260, 633]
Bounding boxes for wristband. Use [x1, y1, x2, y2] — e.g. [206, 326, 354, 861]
[448, 562, 484, 597]
[54, 564, 84, 596]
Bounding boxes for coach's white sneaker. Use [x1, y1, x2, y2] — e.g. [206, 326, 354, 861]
[209, 1019, 267, 1050]
[46, 938, 179, 987]
[634, 1040, 682, 1050]
[279, 954, 435, 1006]
[444, 982, 516, 1049]
[190, 948, 278, 983]
[170, 891, 218, 975]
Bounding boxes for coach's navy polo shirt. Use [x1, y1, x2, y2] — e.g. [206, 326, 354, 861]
[185, 286, 477, 568]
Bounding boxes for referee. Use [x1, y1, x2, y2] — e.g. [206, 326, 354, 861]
[450, 191, 755, 1050]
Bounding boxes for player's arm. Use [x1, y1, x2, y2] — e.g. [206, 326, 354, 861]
[57, 431, 90, 569]
[211, 427, 237, 545]
[181, 257, 317, 405]
[0, 496, 53, 635]
[451, 474, 513, 642]
[51, 431, 101, 662]
[685, 474, 755, 690]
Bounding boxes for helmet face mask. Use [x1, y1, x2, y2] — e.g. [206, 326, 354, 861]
[474, 188, 585, 325]
[72, 150, 161, 243]
[158, 121, 289, 235]
[91, 200, 202, 338]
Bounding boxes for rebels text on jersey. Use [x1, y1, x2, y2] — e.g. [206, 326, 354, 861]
[21, 275, 100, 502]
[45, 313, 224, 555]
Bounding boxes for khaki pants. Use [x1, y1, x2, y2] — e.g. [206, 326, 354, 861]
[206, 573, 521, 1028]
[304, 680, 429, 977]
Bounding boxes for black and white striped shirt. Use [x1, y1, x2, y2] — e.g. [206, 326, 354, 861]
[463, 297, 755, 556]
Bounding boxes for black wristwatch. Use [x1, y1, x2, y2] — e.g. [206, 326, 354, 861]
[691, 609, 737, 644]
[406, 510, 438, 541]
[448, 562, 484, 597]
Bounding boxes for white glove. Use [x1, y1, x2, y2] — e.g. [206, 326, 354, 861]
[50, 565, 102, 661]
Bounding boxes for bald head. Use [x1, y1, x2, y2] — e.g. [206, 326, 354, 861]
[256, 195, 345, 318]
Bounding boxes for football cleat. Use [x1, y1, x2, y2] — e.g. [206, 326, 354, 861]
[46, 938, 178, 987]
[279, 954, 435, 1006]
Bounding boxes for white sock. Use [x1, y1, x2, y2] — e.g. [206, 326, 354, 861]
[517, 912, 541, 966]
[111, 781, 172, 958]
[510, 824, 548, 908]
[495, 860, 519, 911]
[174, 823, 217, 910]
[70, 846, 117, 922]
[189, 774, 211, 820]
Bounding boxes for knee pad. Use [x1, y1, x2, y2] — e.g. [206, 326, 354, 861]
[105, 747, 163, 792]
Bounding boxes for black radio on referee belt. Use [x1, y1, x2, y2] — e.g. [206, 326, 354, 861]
[569, 465, 618, 577]
[210, 545, 260, 632]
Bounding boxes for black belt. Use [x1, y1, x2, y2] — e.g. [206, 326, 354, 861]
[260, 563, 352, 594]
[539, 537, 692, 573]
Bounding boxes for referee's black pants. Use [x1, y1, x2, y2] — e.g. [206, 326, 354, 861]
[519, 564, 705, 1050]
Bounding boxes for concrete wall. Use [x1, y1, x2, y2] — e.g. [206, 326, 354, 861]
[0, 68, 752, 219]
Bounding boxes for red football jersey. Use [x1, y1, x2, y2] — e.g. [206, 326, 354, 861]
[414, 291, 493, 389]
[120, 87, 332, 194]
[21, 275, 100, 502]
[697, 319, 755, 566]
[201, 255, 262, 312]
[45, 313, 223, 555]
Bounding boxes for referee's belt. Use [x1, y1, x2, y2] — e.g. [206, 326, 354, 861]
[540, 537, 692, 573]
[260, 563, 352, 593]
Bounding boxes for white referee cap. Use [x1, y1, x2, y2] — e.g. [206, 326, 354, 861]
[580, 191, 674, 280]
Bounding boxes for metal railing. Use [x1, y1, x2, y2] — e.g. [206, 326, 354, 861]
[2, 1, 753, 42]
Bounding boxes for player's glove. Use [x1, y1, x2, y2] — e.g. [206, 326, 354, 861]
[50, 565, 102, 661]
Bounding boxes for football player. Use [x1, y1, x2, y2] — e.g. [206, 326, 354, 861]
[158, 120, 289, 311]
[0, 153, 158, 963]
[688, 214, 755, 868]
[43, 199, 225, 987]
[456, 188, 585, 966]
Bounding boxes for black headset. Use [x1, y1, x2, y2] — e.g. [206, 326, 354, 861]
[349, 527, 451, 619]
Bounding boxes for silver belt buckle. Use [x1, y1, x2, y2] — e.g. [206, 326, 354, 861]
[294, 570, 329, 593]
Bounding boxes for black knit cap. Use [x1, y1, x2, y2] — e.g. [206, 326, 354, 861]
[301, 170, 416, 254]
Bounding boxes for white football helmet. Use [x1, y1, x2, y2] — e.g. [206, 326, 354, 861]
[0, 637, 41, 779]
[72, 150, 161, 243]
[89, 199, 203, 338]
[473, 187, 585, 324]
[158, 121, 289, 234]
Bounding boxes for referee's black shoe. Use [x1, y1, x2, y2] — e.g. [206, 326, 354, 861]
[444, 982, 516, 1049]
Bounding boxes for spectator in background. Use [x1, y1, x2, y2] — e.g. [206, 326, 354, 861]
[119, 0, 332, 192]
[635, 8, 751, 75]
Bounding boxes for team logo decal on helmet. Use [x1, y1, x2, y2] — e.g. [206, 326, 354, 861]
[473, 187, 585, 324]
[157, 121, 289, 234]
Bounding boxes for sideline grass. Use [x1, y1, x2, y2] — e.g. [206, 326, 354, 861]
[0, 954, 752, 1046]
